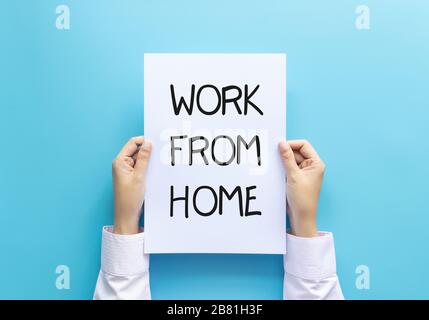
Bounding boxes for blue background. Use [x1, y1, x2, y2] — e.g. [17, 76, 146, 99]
[1, 0, 428, 299]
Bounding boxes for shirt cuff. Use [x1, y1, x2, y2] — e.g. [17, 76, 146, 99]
[101, 226, 149, 276]
[284, 232, 337, 281]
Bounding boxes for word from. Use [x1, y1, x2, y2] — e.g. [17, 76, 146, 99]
[170, 134, 261, 166]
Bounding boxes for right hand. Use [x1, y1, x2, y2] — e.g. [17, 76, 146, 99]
[278, 139, 326, 238]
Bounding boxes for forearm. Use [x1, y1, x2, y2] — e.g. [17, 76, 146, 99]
[283, 232, 344, 300]
[93, 227, 151, 300]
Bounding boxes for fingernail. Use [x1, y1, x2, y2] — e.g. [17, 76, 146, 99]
[279, 140, 289, 150]
[142, 139, 152, 151]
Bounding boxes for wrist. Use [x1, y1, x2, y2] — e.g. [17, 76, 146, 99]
[290, 217, 318, 238]
[113, 217, 140, 235]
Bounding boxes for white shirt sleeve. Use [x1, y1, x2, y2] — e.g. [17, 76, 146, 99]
[284, 232, 344, 300]
[93, 226, 151, 300]
[93, 227, 343, 300]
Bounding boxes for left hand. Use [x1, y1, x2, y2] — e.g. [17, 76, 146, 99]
[112, 136, 152, 235]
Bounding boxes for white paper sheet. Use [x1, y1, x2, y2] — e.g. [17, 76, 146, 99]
[144, 54, 286, 254]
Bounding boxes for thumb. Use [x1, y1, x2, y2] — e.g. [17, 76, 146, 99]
[279, 140, 299, 178]
[134, 139, 152, 177]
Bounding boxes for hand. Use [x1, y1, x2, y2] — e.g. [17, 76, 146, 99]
[278, 140, 325, 238]
[112, 136, 152, 235]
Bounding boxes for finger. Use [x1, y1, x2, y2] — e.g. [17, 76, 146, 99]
[288, 139, 321, 160]
[118, 136, 145, 158]
[293, 150, 305, 164]
[132, 152, 138, 163]
[124, 157, 135, 167]
[135, 139, 152, 177]
[278, 140, 299, 177]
